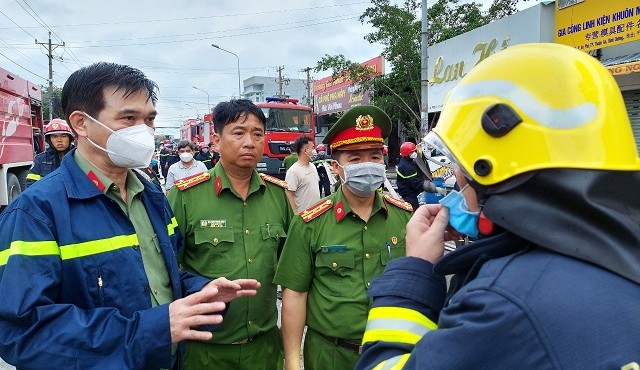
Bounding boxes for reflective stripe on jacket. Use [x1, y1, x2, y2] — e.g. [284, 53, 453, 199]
[25, 147, 66, 189]
[0, 150, 210, 369]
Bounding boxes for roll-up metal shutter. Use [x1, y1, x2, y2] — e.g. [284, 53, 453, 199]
[622, 90, 640, 155]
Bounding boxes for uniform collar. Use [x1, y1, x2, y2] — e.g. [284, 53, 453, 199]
[59, 149, 145, 199]
[212, 162, 264, 197]
[332, 186, 387, 223]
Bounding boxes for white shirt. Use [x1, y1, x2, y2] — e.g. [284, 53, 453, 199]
[285, 161, 321, 213]
[164, 160, 208, 191]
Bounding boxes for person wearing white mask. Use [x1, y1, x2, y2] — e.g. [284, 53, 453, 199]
[0, 62, 260, 370]
[164, 140, 208, 193]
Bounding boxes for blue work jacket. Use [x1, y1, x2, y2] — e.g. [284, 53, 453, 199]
[0, 151, 210, 370]
[357, 232, 640, 369]
[25, 147, 69, 188]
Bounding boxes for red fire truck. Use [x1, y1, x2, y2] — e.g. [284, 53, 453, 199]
[180, 98, 315, 178]
[0, 67, 44, 208]
[180, 117, 204, 144]
[256, 97, 315, 178]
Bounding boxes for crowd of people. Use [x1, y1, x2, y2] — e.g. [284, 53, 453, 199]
[0, 42, 639, 370]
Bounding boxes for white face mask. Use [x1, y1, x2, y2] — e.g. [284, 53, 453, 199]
[179, 152, 194, 163]
[409, 152, 418, 159]
[84, 113, 155, 169]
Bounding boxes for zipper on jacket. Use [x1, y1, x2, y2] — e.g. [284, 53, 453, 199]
[97, 268, 105, 306]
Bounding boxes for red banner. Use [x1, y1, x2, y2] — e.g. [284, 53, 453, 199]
[312, 56, 384, 115]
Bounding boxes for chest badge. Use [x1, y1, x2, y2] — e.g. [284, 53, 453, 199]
[391, 236, 398, 245]
[200, 220, 226, 228]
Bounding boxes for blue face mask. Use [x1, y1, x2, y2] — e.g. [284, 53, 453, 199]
[438, 184, 479, 238]
[150, 159, 158, 167]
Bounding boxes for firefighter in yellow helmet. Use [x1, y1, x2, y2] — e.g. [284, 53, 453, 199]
[25, 118, 75, 188]
[357, 43, 640, 369]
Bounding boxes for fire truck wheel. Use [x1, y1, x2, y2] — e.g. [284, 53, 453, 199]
[17, 169, 28, 191]
[6, 173, 21, 204]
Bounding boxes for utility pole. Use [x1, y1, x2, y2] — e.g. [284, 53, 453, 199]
[36, 31, 64, 121]
[275, 66, 290, 98]
[301, 67, 313, 106]
[420, 0, 429, 137]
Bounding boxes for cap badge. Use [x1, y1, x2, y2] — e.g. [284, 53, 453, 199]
[355, 115, 374, 131]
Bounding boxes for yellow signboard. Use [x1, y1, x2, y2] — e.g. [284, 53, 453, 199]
[607, 61, 640, 76]
[555, 0, 640, 51]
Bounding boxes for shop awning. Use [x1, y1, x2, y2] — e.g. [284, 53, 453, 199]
[602, 53, 640, 76]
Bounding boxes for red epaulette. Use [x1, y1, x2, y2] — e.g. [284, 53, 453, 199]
[300, 199, 333, 223]
[259, 173, 288, 188]
[174, 172, 211, 191]
[384, 194, 413, 212]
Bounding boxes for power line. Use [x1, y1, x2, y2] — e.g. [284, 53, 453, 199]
[68, 13, 360, 44]
[0, 2, 369, 30]
[0, 9, 37, 39]
[0, 36, 46, 68]
[64, 16, 360, 48]
[0, 51, 47, 80]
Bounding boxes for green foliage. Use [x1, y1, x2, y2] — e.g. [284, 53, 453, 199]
[315, 0, 519, 139]
[42, 86, 64, 121]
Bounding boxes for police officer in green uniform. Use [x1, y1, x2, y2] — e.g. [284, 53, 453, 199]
[274, 105, 413, 370]
[168, 99, 294, 370]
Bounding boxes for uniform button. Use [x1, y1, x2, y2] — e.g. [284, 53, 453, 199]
[366, 282, 371, 288]
[213, 237, 219, 244]
[245, 229, 250, 235]
[248, 258, 254, 263]
[364, 225, 368, 231]
[248, 320, 254, 326]
[332, 262, 337, 268]
[365, 253, 370, 259]
[243, 202, 247, 206]
[153, 289, 158, 295]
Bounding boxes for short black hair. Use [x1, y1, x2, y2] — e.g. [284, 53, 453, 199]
[293, 135, 314, 154]
[176, 140, 196, 151]
[212, 99, 266, 134]
[61, 62, 158, 121]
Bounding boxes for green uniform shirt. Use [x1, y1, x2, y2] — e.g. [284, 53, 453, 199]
[273, 187, 412, 340]
[168, 163, 293, 344]
[283, 154, 298, 170]
[74, 151, 174, 307]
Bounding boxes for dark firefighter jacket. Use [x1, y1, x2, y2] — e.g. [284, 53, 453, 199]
[356, 169, 640, 369]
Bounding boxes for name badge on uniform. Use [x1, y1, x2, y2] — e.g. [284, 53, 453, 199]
[200, 220, 226, 228]
[320, 245, 348, 253]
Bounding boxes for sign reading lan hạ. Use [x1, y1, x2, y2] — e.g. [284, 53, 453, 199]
[555, 0, 640, 52]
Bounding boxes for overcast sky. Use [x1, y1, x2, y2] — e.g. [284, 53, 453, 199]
[0, 0, 541, 137]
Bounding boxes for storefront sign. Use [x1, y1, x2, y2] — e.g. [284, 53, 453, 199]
[555, 0, 640, 51]
[607, 60, 640, 76]
[313, 56, 383, 115]
[428, 3, 554, 112]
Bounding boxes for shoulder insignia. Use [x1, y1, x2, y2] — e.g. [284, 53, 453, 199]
[174, 171, 211, 191]
[87, 170, 105, 192]
[300, 199, 333, 223]
[259, 173, 288, 188]
[384, 194, 413, 212]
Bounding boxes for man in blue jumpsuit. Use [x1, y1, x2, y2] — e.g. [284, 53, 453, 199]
[0, 62, 259, 370]
[357, 43, 640, 369]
